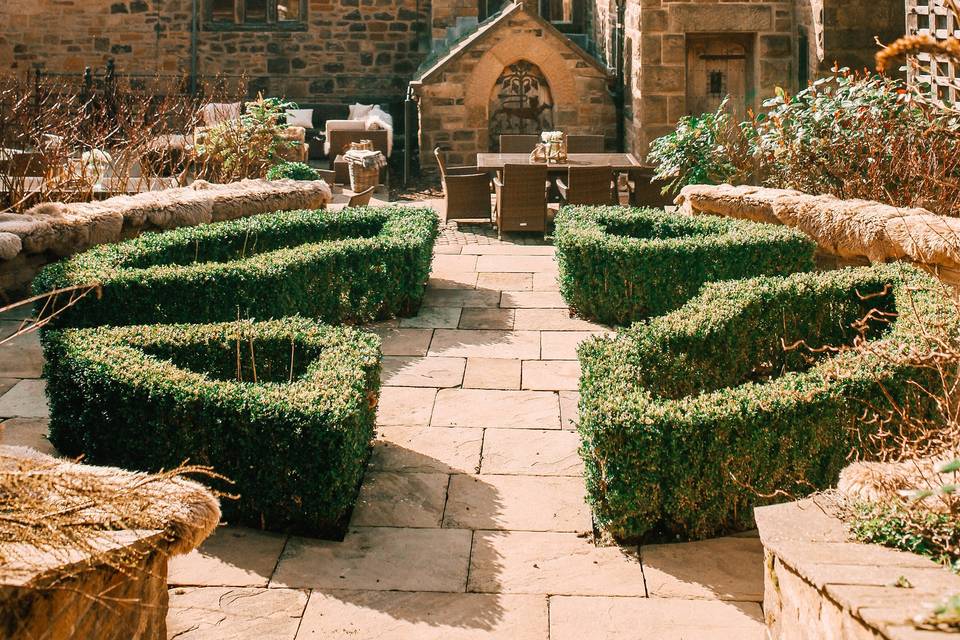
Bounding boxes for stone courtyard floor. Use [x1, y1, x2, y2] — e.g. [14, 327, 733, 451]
[0, 221, 765, 639]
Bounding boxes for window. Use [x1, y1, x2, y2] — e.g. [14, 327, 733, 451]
[206, 0, 307, 29]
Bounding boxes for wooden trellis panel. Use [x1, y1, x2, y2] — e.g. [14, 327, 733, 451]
[906, 0, 960, 104]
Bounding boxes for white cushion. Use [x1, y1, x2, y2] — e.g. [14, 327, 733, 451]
[286, 108, 314, 128]
[202, 102, 242, 127]
[348, 103, 374, 120]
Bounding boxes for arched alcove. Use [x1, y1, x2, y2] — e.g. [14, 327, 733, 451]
[488, 61, 554, 150]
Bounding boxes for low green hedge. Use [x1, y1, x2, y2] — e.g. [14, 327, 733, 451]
[34, 206, 438, 327]
[554, 206, 816, 325]
[578, 264, 957, 541]
[43, 317, 380, 535]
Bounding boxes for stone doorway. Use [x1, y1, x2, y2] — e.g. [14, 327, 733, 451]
[685, 34, 755, 120]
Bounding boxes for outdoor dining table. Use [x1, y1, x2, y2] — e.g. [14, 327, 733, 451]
[475, 152, 643, 172]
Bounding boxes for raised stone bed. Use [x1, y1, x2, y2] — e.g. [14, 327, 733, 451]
[756, 498, 960, 639]
[0, 178, 332, 295]
[676, 184, 960, 286]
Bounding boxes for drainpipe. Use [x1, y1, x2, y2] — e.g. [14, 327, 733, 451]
[190, 0, 199, 95]
[613, 0, 625, 152]
[404, 84, 418, 187]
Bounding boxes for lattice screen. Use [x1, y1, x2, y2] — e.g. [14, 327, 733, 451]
[906, 0, 960, 104]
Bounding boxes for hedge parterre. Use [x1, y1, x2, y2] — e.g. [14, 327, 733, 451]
[34, 206, 438, 327]
[554, 206, 816, 325]
[43, 317, 381, 535]
[578, 264, 958, 541]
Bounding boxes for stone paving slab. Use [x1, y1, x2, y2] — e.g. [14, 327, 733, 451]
[500, 291, 568, 309]
[168, 526, 288, 588]
[531, 272, 560, 291]
[0, 379, 48, 418]
[0, 325, 43, 378]
[428, 330, 540, 360]
[0, 379, 17, 397]
[351, 471, 449, 528]
[458, 308, 515, 330]
[462, 358, 522, 390]
[559, 391, 580, 431]
[432, 389, 560, 429]
[373, 328, 434, 357]
[376, 387, 437, 426]
[476, 273, 533, 291]
[423, 289, 501, 308]
[400, 307, 462, 329]
[381, 356, 465, 388]
[432, 254, 479, 272]
[371, 426, 482, 474]
[540, 331, 604, 360]
[480, 429, 583, 476]
[640, 537, 765, 602]
[549, 596, 765, 640]
[474, 256, 558, 273]
[167, 587, 308, 640]
[433, 245, 464, 254]
[513, 309, 606, 331]
[429, 273, 479, 289]
[461, 245, 555, 255]
[0, 417, 53, 454]
[272, 527, 472, 592]
[296, 591, 549, 639]
[443, 474, 591, 532]
[521, 360, 581, 391]
[467, 531, 646, 596]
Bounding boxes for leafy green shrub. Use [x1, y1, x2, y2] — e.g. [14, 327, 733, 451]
[647, 97, 755, 194]
[554, 206, 816, 325]
[578, 264, 958, 541]
[848, 500, 960, 572]
[42, 317, 380, 535]
[267, 161, 320, 181]
[34, 206, 438, 328]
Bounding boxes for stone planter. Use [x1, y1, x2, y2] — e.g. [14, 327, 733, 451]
[756, 499, 960, 639]
[0, 531, 171, 639]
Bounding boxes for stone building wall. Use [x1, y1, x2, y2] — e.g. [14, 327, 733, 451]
[0, 0, 431, 103]
[413, 4, 616, 167]
[622, 0, 796, 158]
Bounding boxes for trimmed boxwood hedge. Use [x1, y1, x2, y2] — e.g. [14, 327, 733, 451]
[554, 206, 816, 325]
[33, 206, 438, 327]
[43, 317, 380, 535]
[578, 264, 958, 541]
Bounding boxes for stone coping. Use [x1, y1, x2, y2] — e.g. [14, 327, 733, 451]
[676, 184, 960, 284]
[756, 498, 960, 639]
[0, 178, 332, 294]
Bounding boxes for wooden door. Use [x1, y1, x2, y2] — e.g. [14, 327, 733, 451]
[685, 35, 753, 119]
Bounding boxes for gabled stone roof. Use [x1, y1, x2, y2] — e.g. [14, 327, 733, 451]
[413, 2, 612, 84]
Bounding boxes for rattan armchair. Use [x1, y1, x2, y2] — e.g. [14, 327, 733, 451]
[556, 165, 615, 205]
[627, 167, 675, 208]
[493, 163, 549, 239]
[434, 147, 492, 222]
[348, 186, 376, 207]
[566, 134, 605, 153]
[499, 134, 540, 153]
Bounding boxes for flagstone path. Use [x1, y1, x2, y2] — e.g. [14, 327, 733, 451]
[0, 223, 766, 639]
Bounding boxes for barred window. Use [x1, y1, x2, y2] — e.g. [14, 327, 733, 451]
[206, 0, 307, 29]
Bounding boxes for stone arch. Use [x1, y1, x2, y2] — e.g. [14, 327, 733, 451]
[488, 60, 555, 149]
[463, 32, 584, 149]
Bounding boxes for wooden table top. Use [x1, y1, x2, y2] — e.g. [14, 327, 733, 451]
[476, 152, 643, 171]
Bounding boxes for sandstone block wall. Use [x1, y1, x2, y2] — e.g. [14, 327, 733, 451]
[0, 0, 431, 103]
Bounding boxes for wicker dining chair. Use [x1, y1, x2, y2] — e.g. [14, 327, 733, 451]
[348, 186, 376, 207]
[493, 163, 549, 239]
[556, 165, 616, 205]
[434, 147, 492, 222]
[566, 134, 605, 153]
[315, 168, 337, 184]
[627, 167, 675, 208]
[499, 134, 540, 153]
